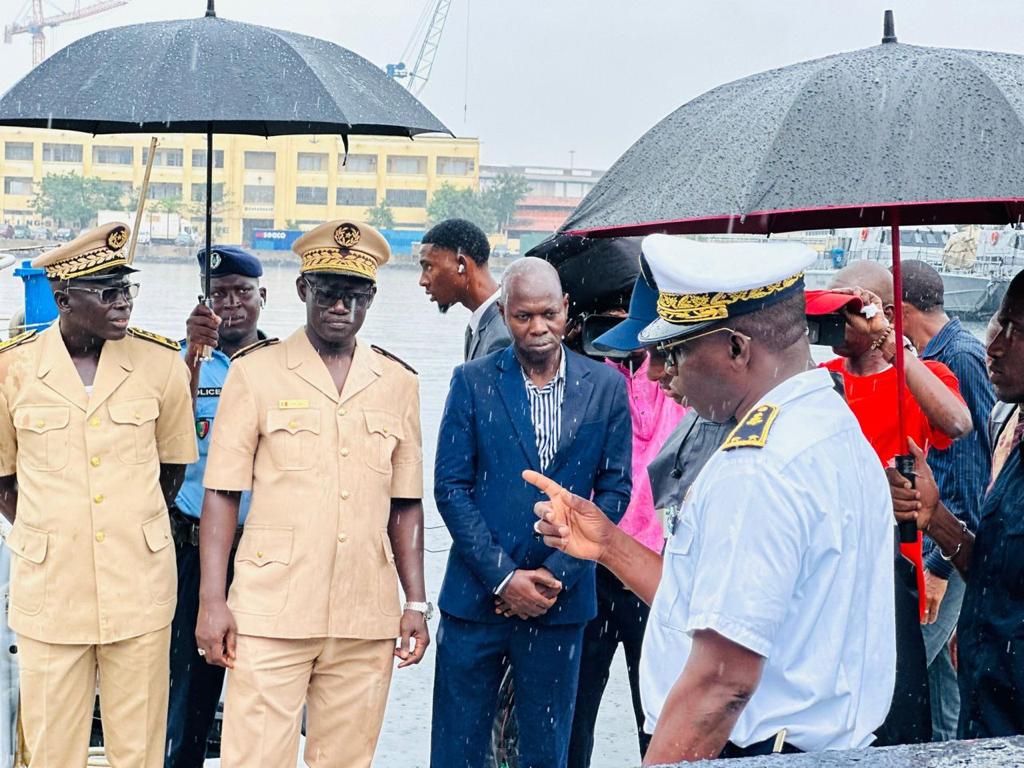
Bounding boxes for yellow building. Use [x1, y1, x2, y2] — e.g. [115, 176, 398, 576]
[0, 128, 479, 243]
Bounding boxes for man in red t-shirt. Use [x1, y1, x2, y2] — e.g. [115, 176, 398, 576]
[809, 260, 971, 747]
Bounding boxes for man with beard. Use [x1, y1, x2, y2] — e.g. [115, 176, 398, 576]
[890, 270, 1024, 738]
[165, 245, 269, 767]
[0, 222, 197, 767]
[196, 220, 429, 767]
[529, 236, 896, 763]
[431, 257, 631, 768]
[418, 218, 510, 361]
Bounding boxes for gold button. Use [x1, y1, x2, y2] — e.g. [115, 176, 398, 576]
[89, 417, 100, 428]
[95, 531, 105, 543]
[340, 447, 350, 457]
[256, 550, 264, 558]
[288, 420, 298, 429]
[133, 412, 140, 420]
[339, 407, 347, 416]
[341, 490, 350, 500]
[93, 493, 104, 504]
[34, 420, 44, 428]
[90, 456, 101, 467]
[337, 533, 347, 543]
[382, 427, 389, 435]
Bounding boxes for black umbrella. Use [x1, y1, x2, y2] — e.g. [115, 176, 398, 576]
[0, 0, 450, 354]
[562, 11, 1024, 544]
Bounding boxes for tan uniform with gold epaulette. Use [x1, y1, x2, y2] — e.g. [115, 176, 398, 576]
[0, 222, 198, 768]
[204, 220, 424, 768]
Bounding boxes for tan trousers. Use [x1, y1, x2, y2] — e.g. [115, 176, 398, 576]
[222, 634, 395, 768]
[18, 626, 171, 768]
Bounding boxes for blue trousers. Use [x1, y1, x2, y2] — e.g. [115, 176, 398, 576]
[164, 535, 233, 768]
[431, 613, 585, 768]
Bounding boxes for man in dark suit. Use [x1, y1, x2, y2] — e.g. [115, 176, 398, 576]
[430, 257, 632, 768]
[418, 218, 511, 361]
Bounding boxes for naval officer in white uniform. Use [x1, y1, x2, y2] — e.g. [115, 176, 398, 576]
[526, 236, 897, 764]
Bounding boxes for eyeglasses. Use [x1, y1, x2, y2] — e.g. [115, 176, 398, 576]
[66, 282, 140, 305]
[302, 278, 374, 309]
[658, 326, 751, 369]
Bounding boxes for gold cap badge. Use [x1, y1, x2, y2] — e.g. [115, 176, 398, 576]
[293, 220, 391, 282]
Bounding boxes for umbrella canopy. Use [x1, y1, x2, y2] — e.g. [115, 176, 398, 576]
[0, 4, 449, 139]
[562, 19, 1024, 238]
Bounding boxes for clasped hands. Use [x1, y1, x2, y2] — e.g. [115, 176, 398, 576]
[494, 470, 616, 620]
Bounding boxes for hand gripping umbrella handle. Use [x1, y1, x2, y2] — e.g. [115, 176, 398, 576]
[197, 296, 214, 363]
[895, 454, 918, 544]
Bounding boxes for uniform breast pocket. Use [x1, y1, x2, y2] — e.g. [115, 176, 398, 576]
[108, 398, 159, 465]
[231, 526, 294, 617]
[657, 516, 697, 632]
[265, 409, 320, 471]
[15, 406, 70, 472]
[363, 410, 403, 475]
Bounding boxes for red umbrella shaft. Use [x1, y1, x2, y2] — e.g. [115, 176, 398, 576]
[890, 212, 908, 455]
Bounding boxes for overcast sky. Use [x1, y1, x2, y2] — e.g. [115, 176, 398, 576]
[2, 0, 1023, 169]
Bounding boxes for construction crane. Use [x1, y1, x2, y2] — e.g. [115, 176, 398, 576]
[387, 0, 453, 96]
[5, 0, 129, 67]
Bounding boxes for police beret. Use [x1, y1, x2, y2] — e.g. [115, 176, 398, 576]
[197, 245, 263, 279]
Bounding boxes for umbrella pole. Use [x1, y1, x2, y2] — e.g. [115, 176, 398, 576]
[890, 210, 918, 544]
[198, 126, 215, 362]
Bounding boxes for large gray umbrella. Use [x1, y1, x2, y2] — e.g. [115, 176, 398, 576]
[0, 0, 450, 311]
[562, 14, 1024, 238]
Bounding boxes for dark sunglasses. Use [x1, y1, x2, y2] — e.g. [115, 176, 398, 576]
[66, 282, 140, 305]
[302, 278, 374, 309]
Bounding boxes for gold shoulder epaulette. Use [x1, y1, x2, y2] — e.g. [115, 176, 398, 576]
[127, 327, 180, 351]
[230, 337, 279, 361]
[0, 330, 37, 353]
[722, 404, 780, 451]
[371, 345, 417, 375]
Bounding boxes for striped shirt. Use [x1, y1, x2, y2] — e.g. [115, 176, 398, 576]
[522, 348, 567, 471]
[921, 317, 996, 579]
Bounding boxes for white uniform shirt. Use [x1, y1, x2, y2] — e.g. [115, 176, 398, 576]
[640, 368, 896, 752]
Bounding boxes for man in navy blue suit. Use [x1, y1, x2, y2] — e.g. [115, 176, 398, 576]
[431, 257, 632, 768]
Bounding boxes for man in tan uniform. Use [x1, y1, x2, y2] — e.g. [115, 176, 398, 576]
[196, 220, 429, 768]
[0, 222, 198, 767]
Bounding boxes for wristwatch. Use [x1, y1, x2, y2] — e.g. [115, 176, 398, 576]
[404, 601, 434, 620]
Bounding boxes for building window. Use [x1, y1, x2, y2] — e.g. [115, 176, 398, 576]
[386, 156, 427, 175]
[42, 143, 83, 163]
[92, 146, 133, 165]
[437, 156, 475, 176]
[147, 182, 182, 200]
[295, 186, 328, 205]
[141, 147, 184, 167]
[101, 180, 132, 200]
[244, 151, 277, 171]
[336, 187, 377, 206]
[4, 143, 33, 162]
[340, 154, 378, 173]
[243, 185, 275, 204]
[385, 189, 427, 208]
[3, 177, 34, 195]
[191, 149, 225, 168]
[191, 183, 225, 203]
[297, 152, 327, 172]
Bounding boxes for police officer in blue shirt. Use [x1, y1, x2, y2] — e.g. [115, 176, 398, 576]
[165, 245, 270, 768]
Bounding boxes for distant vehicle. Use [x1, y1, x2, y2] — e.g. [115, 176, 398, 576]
[137, 231, 151, 245]
[0, 224, 13, 239]
[174, 232, 197, 247]
[29, 226, 51, 240]
[55, 228, 73, 242]
[12, 226, 29, 239]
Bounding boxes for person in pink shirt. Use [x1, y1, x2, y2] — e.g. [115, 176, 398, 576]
[567, 274, 684, 768]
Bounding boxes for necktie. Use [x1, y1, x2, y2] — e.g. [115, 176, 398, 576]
[464, 324, 474, 361]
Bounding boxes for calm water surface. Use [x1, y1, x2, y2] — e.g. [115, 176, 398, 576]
[0, 260, 641, 768]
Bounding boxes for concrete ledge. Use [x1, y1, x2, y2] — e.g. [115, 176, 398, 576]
[656, 736, 1024, 767]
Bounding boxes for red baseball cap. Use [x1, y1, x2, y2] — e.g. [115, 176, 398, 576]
[805, 290, 863, 316]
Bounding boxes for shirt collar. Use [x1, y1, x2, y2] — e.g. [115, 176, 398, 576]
[921, 317, 960, 360]
[748, 367, 835, 413]
[521, 345, 567, 390]
[468, 289, 501, 334]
